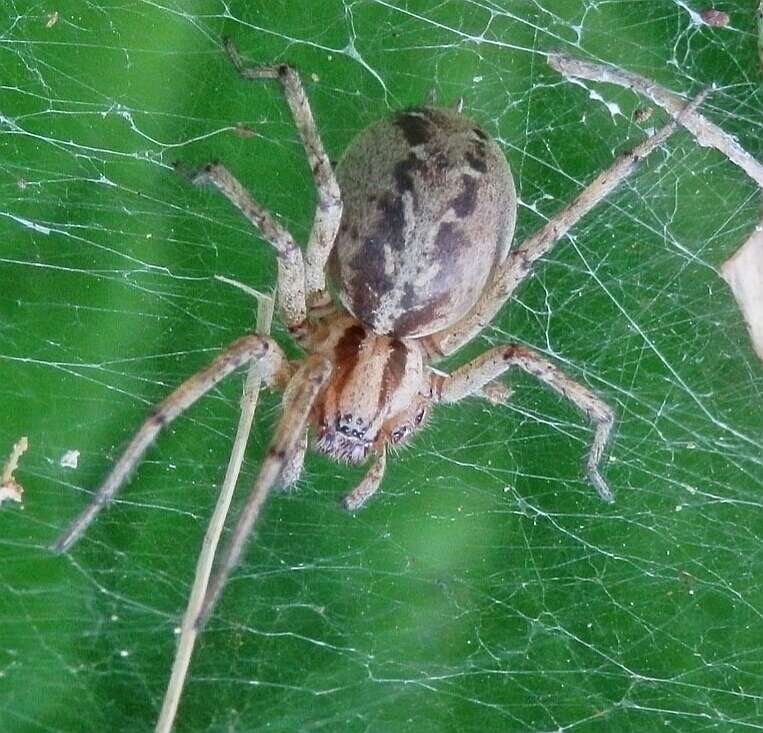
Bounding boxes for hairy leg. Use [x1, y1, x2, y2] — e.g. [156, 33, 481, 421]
[278, 430, 308, 489]
[196, 355, 332, 628]
[181, 163, 308, 334]
[53, 335, 287, 553]
[436, 344, 615, 502]
[225, 39, 343, 308]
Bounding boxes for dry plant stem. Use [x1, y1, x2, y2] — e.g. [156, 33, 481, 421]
[155, 293, 274, 733]
[547, 53, 763, 189]
[427, 89, 710, 358]
[1, 436, 28, 504]
[195, 355, 333, 629]
[214, 274, 266, 300]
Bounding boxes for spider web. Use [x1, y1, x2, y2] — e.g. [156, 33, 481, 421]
[1, 2, 762, 731]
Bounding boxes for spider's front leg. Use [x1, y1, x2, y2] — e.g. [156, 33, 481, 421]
[278, 430, 308, 489]
[225, 39, 343, 309]
[435, 344, 615, 502]
[53, 334, 289, 554]
[197, 355, 332, 627]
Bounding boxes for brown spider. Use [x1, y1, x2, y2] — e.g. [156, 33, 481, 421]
[53, 40, 701, 626]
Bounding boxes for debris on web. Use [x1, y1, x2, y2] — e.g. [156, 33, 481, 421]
[1, 436, 28, 507]
[721, 220, 763, 362]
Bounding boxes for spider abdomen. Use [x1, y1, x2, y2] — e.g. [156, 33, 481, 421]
[332, 105, 517, 338]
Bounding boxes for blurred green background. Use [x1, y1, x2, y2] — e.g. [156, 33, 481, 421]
[1, 2, 762, 731]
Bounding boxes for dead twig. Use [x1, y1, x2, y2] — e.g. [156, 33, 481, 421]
[155, 292, 275, 733]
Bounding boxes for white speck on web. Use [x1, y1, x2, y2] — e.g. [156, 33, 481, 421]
[59, 449, 80, 469]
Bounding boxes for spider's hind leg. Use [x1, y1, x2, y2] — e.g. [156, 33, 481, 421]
[224, 39, 343, 311]
[423, 90, 709, 360]
[176, 162, 308, 338]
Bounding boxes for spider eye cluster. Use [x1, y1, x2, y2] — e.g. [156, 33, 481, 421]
[337, 412, 367, 439]
[314, 412, 373, 465]
[390, 425, 410, 443]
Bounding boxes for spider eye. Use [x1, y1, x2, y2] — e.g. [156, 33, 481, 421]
[391, 426, 409, 443]
[414, 408, 426, 425]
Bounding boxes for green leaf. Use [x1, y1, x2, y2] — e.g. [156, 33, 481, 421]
[2, 2, 761, 731]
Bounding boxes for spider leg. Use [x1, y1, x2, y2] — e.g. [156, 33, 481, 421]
[179, 163, 308, 336]
[423, 90, 710, 359]
[196, 355, 332, 628]
[52, 334, 287, 554]
[277, 429, 308, 489]
[225, 39, 343, 310]
[341, 448, 387, 511]
[436, 344, 615, 502]
[478, 380, 513, 406]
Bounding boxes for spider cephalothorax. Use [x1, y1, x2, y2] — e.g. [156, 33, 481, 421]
[54, 37, 697, 634]
[310, 315, 428, 464]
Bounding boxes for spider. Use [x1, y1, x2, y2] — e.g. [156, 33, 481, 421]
[53, 40, 699, 626]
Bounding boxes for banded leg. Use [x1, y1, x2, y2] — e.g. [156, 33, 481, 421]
[225, 39, 343, 307]
[424, 90, 710, 359]
[278, 430, 308, 489]
[479, 380, 513, 405]
[196, 355, 332, 628]
[342, 449, 387, 511]
[53, 334, 286, 553]
[437, 344, 615, 502]
[183, 163, 307, 333]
